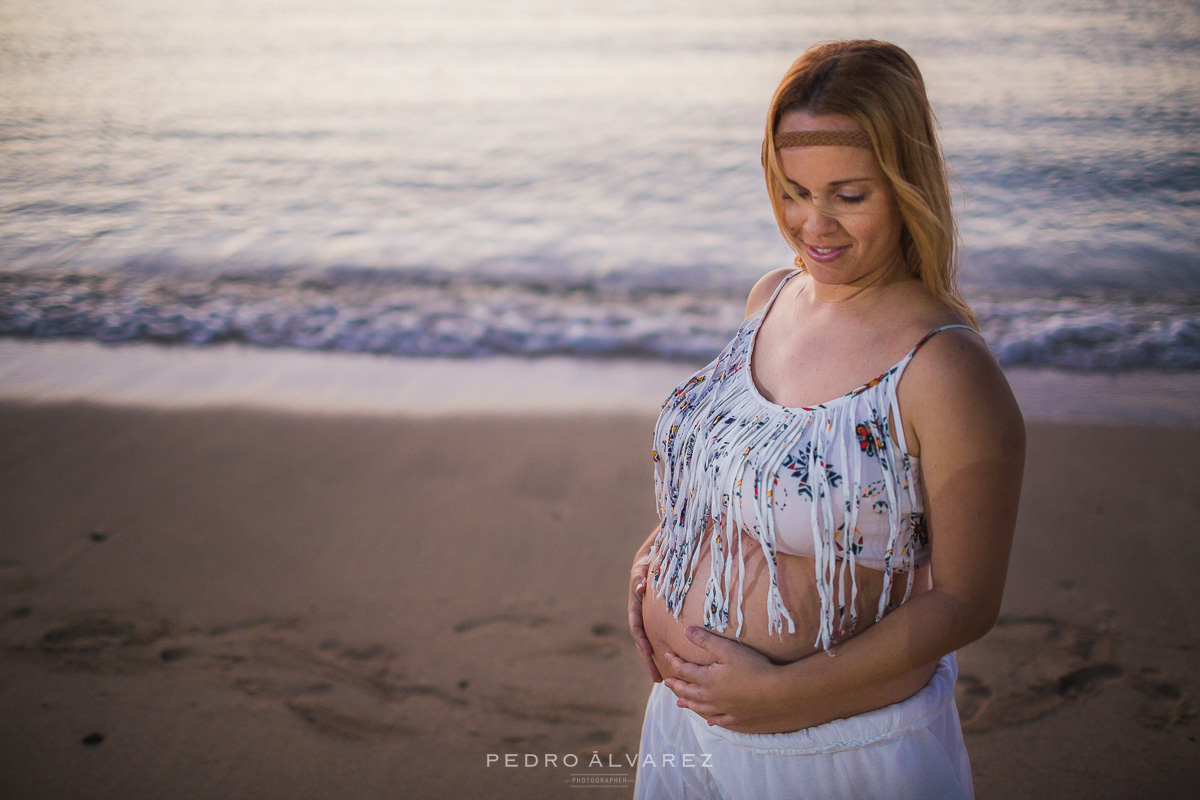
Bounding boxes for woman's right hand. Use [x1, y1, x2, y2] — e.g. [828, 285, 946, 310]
[628, 546, 662, 683]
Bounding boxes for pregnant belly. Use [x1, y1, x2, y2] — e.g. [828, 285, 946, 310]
[642, 526, 931, 678]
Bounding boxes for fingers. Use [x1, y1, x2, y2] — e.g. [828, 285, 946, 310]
[664, 677, 704, 703]
[670, 691, 722, 721]
[631, 558, 650, 586]
[628, 609, 652, 658]
[628, 576, 653, 648]
[678, 699, 720, 719]
[665, 670, 736, 727]
[631, 618, 661, 683]
[640, 648, 663, 683]
[661, 649, 707, 683]
[628, 586, 650, 652]
[698, 711, 727, 727]
[669, 690, 734, 729]
[628, 579, 662, 683]
[684, 625, 725, 655]
[629, 622, 662, 683]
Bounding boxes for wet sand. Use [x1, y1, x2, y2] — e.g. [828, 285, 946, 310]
[0, 402, 1197, 798]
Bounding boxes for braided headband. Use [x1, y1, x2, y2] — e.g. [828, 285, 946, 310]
[775, 130, 871, 148]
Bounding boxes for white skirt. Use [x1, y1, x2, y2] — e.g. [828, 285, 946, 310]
[632, 653, 973, 800]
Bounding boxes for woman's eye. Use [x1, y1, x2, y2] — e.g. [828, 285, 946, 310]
[839, 194, 866, 204]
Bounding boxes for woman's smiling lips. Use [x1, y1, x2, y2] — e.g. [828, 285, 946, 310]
[804, 243, 849, 263]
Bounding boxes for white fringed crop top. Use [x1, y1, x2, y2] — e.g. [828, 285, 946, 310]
[649, 269, 977, 651]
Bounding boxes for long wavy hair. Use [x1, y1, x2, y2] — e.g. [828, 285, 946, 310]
[761, 40, 974, 325]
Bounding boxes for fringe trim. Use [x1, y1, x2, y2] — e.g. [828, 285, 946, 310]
[648, 311, 947, 651]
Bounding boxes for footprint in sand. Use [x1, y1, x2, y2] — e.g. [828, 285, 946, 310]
[580, 729, 615, 746]
[17, 610, 468, 741]
[454, 610, 622, 661]
[27, 612, 171, 671]
[452, 611, 553, 634]
[1129, 668, 1199, 730]
[956, 615, 1200, 733]
[158, 646, 192, 662]
[284, 698, 412, 740]
[0, 529, 115, 595]
[955, 615, 1124, 732]
[501, 733, 550, 747]
[487, 693, 628, 757]
[233, 677, 333, 698]
[208, 624, 468, 739]
[39, 617, 167, 651]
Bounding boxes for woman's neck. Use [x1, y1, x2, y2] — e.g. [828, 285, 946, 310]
[802, 251, 911, 309]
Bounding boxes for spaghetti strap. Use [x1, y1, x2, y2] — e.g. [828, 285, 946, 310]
[887, 324, 984, 460]
[755, 268, 803, 316]
[895, 324, 982, 375]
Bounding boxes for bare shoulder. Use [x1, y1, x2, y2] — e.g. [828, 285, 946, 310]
[743, 267, 798, 319]
[898, 325, 1025, 462]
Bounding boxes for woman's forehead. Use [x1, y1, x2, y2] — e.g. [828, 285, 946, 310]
[778, 145, 882, 186]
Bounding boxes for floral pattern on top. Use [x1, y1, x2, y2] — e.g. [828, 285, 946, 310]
[647, 269, 978, 651]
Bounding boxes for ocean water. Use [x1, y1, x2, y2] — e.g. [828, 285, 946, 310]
[1, 0, 1198, 369]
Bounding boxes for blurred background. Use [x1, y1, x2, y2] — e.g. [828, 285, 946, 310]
[2, 6, 1198, 797]
[1, 0, 1197, 374]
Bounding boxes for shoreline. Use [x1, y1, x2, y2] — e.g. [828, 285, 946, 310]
[2, 338, 1199, 426]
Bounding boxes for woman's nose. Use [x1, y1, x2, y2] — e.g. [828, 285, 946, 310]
[789, 203, 840, 239]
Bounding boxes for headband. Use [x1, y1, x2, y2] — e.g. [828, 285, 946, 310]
[774, 130, 871, 149]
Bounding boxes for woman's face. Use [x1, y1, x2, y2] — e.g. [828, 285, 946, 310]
[776, 111, 906, 287]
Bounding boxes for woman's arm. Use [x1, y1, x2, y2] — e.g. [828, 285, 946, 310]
[664, 329, 1025, 732]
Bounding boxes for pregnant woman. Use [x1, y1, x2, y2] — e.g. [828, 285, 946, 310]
[627, 40, 1024, 799]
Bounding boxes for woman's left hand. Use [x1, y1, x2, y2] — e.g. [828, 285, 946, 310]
[662, 626, 793, 733]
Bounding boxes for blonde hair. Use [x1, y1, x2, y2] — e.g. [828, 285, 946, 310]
[761, 40, 975, 326]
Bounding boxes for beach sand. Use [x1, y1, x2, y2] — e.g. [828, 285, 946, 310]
[0, 402, 1197, 798]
